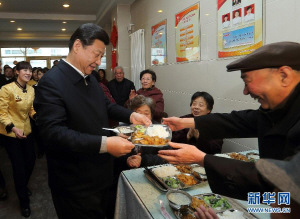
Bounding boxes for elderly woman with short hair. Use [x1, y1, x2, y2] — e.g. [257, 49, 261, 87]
[172, 91, 223, 154]
[127, 95, 156, 122]
[129, 69, 165, 122]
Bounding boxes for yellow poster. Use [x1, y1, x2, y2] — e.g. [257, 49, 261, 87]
[217, 0, 263, 58]
[175, 3, 200, 62]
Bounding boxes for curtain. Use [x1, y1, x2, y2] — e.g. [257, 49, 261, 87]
[130, 29, 145, 90]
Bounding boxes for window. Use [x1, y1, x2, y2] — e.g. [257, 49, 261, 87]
[1, 47, 106, 71]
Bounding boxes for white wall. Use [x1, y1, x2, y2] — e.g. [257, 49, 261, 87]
[128, 0, 300, 152]
[117, 4, 132, 79]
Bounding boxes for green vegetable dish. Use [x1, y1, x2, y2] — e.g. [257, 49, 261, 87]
[164, 177, 181, 189]
[203, 195, 231, 210]
[134, 125, 146, 134]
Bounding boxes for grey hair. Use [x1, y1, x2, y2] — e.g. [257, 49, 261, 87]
[113, 66, 124, 74]
[128, 95, 156, 118]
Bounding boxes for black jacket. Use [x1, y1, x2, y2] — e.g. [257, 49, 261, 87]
[34, 60, 132, 198]
[0, 74, 14, 89]
[108, 78, 135, 106]
[172, 114, 223, 155]
[196, 83, 300, 200]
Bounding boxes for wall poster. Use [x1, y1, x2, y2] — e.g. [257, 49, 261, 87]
[218, 0, 263, 58]
[151, 19, 167, 65]
[175, 3, 200, 62]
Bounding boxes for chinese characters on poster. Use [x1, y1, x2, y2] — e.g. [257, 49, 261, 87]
[175, 3, 200, 62]
[218, 0, 263, 58]
[151, 20, 167, 65]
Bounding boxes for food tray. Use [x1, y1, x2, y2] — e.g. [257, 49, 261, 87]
[144, 164, 205, 190]
[171, 193, 257, 219]
[215, 152, 252, 162]
[135, 144, 171, 155]
[227, 152, 249, 161]
[246, 152, 260, 162]
[131, 124, 172, 147]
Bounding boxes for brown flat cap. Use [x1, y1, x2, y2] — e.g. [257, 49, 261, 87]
[227, 41, 300, 72]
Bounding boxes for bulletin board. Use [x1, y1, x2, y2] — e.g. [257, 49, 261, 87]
[217, 0, 263, 58]
[151, 19, 167, 65]
[175, 3, 200, 62]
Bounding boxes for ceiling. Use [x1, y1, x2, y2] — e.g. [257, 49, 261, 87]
[0, 0, 135, 47]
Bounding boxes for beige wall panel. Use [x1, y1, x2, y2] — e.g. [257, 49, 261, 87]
[129, 0, 300, 152]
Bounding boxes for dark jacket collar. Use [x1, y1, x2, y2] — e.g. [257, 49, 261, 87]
[261, 82, 300, 135]
[58, 59, 91, 85]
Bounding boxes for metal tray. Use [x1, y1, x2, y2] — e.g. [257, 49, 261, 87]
[131, 124, 172, 147]
[134, 144, 171, 155]
[144, 169, 168, 192]
[144, 164, 203, 190]
[246, 152, 260, 162]
[171, 193, 257, 219]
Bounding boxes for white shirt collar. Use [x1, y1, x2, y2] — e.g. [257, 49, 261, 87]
[63, 58, 88, 78]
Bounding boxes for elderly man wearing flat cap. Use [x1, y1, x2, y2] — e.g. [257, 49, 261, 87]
[159, 41, 300, 200]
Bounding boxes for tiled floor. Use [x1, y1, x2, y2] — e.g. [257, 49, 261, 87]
[0, 146, 57, 219]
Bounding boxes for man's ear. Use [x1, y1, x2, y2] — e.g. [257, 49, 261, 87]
[278, 66, 293, 87]
[72, 39, 82, 54]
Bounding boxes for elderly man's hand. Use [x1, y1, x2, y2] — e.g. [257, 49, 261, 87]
[194, 205, 219, 219]
[130, 112, 152, 126]
[158, 142, 206, 166]
[106, 136, 135, 157]
[162, 117, 195, 131]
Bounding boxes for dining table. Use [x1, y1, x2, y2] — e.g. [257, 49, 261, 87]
[114, 150, 270, 219]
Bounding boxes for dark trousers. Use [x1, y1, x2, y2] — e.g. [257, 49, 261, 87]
[3, 134, 35, 207]
[0, 169, 5, 188]
[31, 118, 45, 156]
[51, 189, 110, 219]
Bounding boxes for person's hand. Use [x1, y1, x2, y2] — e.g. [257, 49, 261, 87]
[129, 89, 137, 100]
[130, 112, 152, 126]
[106, 136, 135, 157]
[187, 128, 200, 140]
[162, 117, 195, 131]
[158, 142, 206, 166]
[12, 127, 26, 139]
[118, 133, 130, 139]
[127, 153, 142, 168]
[194, 205, 219, 219]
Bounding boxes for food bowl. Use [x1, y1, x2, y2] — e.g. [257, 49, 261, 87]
[117, 126, 134, 136]
[166, 190, 192, 212]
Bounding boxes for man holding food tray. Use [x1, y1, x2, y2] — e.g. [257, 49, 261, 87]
[159, 42, 300, 201]
[34, 23, 151, 219]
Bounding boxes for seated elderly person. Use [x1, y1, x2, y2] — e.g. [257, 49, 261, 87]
[172, 91, 223, 155]
[128, 95, 156, 122]
[128, 69, 165, 122]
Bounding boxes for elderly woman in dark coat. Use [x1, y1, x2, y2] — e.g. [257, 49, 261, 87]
[172, 91, 223, 154]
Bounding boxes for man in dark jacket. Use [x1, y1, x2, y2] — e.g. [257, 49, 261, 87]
[159, 42, 300, 200]
[34, 23, 151, 219]
[108, 66, 135, 106]
[0, 66, 14, 88]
